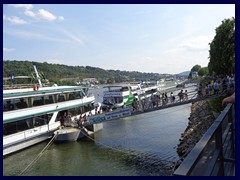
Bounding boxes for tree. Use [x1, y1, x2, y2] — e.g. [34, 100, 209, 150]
[198, 67, 208, 77]
[191, 65, 201, 72]
[208, 17, 235, 75]
[188, 64, 201, 78]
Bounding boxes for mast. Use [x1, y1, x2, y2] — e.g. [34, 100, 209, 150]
[33, 65, 43, 87]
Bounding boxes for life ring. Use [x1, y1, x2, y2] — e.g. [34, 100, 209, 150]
[33, 84, 39, 91]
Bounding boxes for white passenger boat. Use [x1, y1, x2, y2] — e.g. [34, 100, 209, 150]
[101, 83, 160, 110]
[3, 66, 98, 156]
[3, 84, 97, 156]
[101, 85, 138, 109]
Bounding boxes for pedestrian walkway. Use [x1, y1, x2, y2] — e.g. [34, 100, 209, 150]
[132, 90, 226, 115]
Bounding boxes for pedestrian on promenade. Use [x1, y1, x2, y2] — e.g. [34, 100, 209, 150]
[184, 90, 188, 101]
[170, 92, 174, 103]
[178, 90, 184, 102]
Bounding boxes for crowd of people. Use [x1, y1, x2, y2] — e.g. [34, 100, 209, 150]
[60, 111, 94, 128]
[197, 74, 235, 98]
[131, 89, 190, 112]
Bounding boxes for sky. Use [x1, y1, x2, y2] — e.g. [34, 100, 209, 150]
[3, 4, 235, 74]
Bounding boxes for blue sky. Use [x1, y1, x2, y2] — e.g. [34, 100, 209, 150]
[3, 4, 235, 74]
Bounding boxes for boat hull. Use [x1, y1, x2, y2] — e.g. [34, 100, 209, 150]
[54, 127, 81, 142]
[53, 123, 103, 142]
[3, 131, 54, 156]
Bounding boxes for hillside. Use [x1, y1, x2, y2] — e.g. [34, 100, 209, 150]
[3, 60, 175, 84]
[177, 71, 190, 77]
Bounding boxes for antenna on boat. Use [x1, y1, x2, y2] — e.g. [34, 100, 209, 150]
[33, 65, 43, 87]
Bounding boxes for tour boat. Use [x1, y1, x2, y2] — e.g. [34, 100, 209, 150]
[3, 84, 98, 156]
[3, 66, 99, 156]
[101, 85, 140, 110]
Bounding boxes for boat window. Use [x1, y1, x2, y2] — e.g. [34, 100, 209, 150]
[16, 98, 28, 109]
[3, 113, 53, 136]
[3, 122, 17, 136]
[68, 93, 75, 100]
[16, 120, 30, 131]
[3, 100, 15, 111]
[44, 95, 54, 104]
[32, 96, 44, 106]
[3, 119, 31, 136]
[57, 94, 66, 102]
[34, 116, 47, 127]
[82, 88, 88, 96]
[68, 107, 80, 116]
[74, 91, 85, 99]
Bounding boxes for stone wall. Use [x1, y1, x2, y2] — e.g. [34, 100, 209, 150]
[176, 100, 215, 157]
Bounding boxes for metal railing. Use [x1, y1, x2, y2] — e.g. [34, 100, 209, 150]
[173, 103, 235, 176]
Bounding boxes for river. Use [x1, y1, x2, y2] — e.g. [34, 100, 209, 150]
[3, 86, 196, 176]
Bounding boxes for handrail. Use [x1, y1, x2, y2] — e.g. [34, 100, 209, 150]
[173, 103, 235, 176]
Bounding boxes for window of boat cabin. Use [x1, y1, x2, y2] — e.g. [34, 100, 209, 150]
[4, 98, 31, 111]
[82, 88, 88, 96]
[3, 113, 54, 136]
[44, 95, 54, 104]
[76, 103, 94, 114]
[73, 91, 85, 99]
[34, 114, 48, 127]
[32, 96, 44, 106]
[68, 93, 75, 100]
[3, 99, 15, 111]
[57, 93, 66, 102]
[16, 98, 28, 109]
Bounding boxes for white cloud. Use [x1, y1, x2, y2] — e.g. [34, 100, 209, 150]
[24, 9, 64, 22]
[24, 10, 36, 17]
[3, 48, 15, 52]
[9, 4, 33, 10]
[38, 9, 57, 21]
[165, 35, 212, 55]
[179, 35, 213, 51]
[58, 28, 84, 45]
[8, 4, 64, 22]
[58, 16, 64, 21]
[4, 29, 72, 43]
[3, 15, 27, 25]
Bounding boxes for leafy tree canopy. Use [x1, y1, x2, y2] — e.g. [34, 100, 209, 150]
[208, 17, 235, 75]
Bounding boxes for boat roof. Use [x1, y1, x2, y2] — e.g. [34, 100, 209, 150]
[3, 76, 32, 80]
[3, 86, 88, 99]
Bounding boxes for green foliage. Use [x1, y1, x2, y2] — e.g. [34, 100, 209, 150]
[188, 64, 201, 78]
[208, 97, 225, 115]
[3, 60, 166, 84]
[198, 67, 208, 77]
[191, 65, 201, 72]
[208, 17, 235, 75]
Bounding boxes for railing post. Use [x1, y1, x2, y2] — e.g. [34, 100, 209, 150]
[215, 125, 224, 175]
[228, 104, 235, 161]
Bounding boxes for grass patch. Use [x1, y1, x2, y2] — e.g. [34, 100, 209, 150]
[208, 97, 225, 117]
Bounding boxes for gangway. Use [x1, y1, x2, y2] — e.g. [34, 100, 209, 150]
[89, 90, 226, 125]
[136, 91, 226, 114]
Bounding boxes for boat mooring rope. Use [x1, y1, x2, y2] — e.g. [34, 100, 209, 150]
[19, 133, 59, 176]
